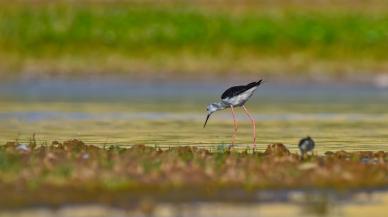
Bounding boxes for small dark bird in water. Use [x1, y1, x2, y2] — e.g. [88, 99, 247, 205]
[298, 136, 315, 159]
[203, 80, 263, 149]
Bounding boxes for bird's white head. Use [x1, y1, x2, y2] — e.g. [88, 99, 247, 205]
[203, 102, 225, 128]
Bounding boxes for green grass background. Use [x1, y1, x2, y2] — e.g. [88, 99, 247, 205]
[0, 1, 387, 79]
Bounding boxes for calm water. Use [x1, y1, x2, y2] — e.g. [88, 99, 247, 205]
[0, 79, 388, 153]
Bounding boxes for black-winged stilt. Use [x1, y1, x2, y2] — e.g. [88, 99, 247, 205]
[203, 80, 263, 148]
[298, 136, 315, 159]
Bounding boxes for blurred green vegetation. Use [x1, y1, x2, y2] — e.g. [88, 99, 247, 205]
[0, 2, 387, 78]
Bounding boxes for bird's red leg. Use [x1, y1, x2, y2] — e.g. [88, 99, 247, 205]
[242, 105, 256, 150]
[230, 105, 238, 148]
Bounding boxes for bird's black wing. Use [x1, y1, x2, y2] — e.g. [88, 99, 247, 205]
[221, 80, 263, 100]
[298, 137, 313, 148]
[298, 138, 309, 148]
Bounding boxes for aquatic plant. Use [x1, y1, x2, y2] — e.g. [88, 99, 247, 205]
[0, 139, 387, 208]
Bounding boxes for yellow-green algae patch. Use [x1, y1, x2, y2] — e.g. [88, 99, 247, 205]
[0, 140, 388, 208]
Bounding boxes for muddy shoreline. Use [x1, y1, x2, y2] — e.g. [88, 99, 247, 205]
[0, 140, 387, 208]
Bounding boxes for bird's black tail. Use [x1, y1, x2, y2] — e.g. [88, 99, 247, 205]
[246, 80, 263, 88]
[256, 80, 263, 86]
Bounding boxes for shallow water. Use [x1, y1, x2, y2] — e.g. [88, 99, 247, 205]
[0, 79, 388, 153]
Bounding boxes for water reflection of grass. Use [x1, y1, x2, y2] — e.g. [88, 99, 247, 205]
[0, 2, 387, 78]
[1, 139, 388, 208]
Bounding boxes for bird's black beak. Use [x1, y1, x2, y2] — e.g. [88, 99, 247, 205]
[203, 114, 211, 128]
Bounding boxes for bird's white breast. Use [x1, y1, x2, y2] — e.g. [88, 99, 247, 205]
[222, 87, 257, 107]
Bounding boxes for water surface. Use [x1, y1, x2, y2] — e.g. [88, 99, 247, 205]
[0, 79, 387, 153]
